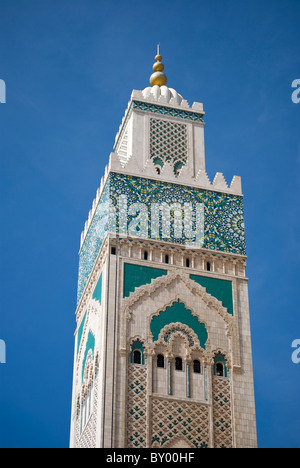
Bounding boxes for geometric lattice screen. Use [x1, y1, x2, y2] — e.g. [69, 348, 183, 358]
[150, 118, 188, 175]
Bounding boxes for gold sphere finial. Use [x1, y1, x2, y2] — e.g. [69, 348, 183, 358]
[150, 44, 167, 87]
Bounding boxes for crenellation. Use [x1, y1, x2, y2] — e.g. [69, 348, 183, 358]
[212, 172, 229, 191]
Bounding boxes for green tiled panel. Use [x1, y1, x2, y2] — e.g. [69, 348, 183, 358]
[123, 263, 167, 298]
[190, 274, 233, 315]
[77, 311, 86, 358]
[92, 273, 102, 305]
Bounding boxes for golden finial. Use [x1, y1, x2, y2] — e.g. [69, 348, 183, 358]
[150, 44, 167, 87]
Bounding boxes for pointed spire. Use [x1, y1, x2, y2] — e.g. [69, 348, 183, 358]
[150, 44, 167, 87]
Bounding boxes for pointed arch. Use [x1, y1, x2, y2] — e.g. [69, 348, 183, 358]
[164, 436, 194, 449]
[150, 299, 208, 349]
[82, 330, 95, 382]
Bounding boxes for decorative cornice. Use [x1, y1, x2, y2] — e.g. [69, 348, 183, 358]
[132, 100, 205, 122]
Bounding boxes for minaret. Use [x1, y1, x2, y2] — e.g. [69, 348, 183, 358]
[70, 47, 257, 448]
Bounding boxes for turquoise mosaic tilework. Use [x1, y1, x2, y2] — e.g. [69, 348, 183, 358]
[132, 101, 205, 123]
[77, 180, 110, 303]
[77, 172, 245, 304]
[109, 172, 245, 253]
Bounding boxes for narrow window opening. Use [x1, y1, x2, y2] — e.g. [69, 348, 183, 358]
[175, 357, 183, 371]
[216, 362, 224, 377]
[157, 354, 165, 368]
[206, 261, 211, 271]
[165, 254, 169, 264]
[111, 247, 116, 255]
[193, 360, 201, 374]
[144, 250, 148, 260]
[133, 350, 141, 365]
[186, 258, 190, 268]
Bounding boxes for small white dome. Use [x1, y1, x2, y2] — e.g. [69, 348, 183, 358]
[142, 85, 184, 105]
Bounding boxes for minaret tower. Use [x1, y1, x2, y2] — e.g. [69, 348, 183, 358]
[70, 47, 257, 448]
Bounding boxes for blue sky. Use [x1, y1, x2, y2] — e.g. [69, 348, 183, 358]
[0, 0, 299, 448]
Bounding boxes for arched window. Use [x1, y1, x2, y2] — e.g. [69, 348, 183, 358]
[157, 354, 164, 368]
[133, 350, 141, 364]
[193, 359, 201, 374]
[130, 340, 145, 365]
[186, 258, 190, 268]
[175, 357, 183, 371]
[206, 261, 211, 271]
[165, 254, 169, 264]
[213, 353, 227, 377]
